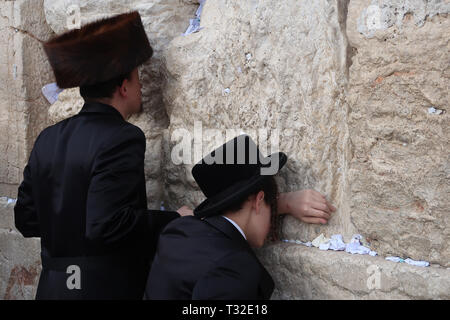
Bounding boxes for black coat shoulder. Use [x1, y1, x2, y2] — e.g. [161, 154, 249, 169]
[147, 216, 274, 300]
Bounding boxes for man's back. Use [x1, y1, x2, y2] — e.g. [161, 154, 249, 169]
[15, 101, 179, 299]
[16, 102, 146, 254]
[146, 215, 274, 300]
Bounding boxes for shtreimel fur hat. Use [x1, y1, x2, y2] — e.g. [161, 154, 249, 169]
[43, 11, 153, 89]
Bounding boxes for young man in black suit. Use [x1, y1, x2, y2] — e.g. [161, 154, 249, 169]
[146, 134, 335, 299]
[14, 12, 191, 300]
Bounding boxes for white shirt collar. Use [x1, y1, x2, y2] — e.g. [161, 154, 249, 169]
[222, 216, 247, 240]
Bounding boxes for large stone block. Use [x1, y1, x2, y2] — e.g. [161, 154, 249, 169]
[0, 198, 41, 300]
[346, 0, 450, 266]
[257, 243, 450, 299]
[162, 0, 357, 237]
[0, 0, 27, 198]
[0, 0, 54, 198]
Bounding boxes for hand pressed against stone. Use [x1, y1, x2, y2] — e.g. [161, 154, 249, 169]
[177, 206, 194, 216]
[278, 189, 336, 225]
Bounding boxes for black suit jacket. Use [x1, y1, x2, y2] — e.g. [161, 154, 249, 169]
[145, 215, 274, 300]
[14, 101, 179, 299]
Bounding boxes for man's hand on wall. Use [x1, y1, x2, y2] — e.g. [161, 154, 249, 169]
[277, 190, 336, 224]
[177, 206, 194, 216]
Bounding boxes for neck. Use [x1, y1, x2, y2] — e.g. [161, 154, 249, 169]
[89, 98, 128, 120]
[223, 209, 250, 239]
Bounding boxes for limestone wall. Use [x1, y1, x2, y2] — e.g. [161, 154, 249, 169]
[0, 0, 449, 299]
[347, 0, 449, 267]
[0, 0, 54, 199]
[0, 0, 53, 300]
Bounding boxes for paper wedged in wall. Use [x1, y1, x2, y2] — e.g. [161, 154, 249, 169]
[312, 233, 329, 248]
[345, 242, 371, 255]
[386, 257, 429, 267]
[345, 234, 373, 255]
[350, 234, 362, 243]
[184, 18, 202, 35]
[183, 0, 206, 35]
[1, 197, 17, 205]
[386, 256, 404, 263]
[282, 239, 311, 247]
[283, 236, 430, 266]
[405, 258, 429, 267]
[42, 83, 64, 104]
[196, 0, 206, 17]
[329, 234, 346, 251]
[428, 107, 443, 115]
[319, 242, 331, 250]
[303, 241, 312, 247]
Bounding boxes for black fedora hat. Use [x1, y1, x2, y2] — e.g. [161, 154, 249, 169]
[192, 134, 287, 218]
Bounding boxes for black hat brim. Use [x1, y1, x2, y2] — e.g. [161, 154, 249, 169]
[193, 152, 287, 218]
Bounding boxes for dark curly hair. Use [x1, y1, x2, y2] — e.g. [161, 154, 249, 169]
[79, 71, 132, 100]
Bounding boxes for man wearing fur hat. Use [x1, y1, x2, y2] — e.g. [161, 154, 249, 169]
[14, 12, 335, 300]
[13, 12, 191, 300]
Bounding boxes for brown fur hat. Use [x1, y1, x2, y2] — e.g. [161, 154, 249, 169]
[43, 11, 153, 88]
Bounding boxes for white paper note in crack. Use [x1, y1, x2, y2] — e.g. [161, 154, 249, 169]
[319, 242, 331, 250]
[350, 234, 362, 243]
[196, 0, 206, 17]
[385, 257, 429, 267]
[345, 234, 373, 255]
[329, 234, 346, 251]
[1, 197, 17, 205]
[183, 0, 206, 35]
[283, 239, 312, 247]
[345, 242, 371, 255]
[386, 256, 405, 263]
[405, 259, 429, 267]
[296, 240, 313, 247]
[312, 233, 330, 248]
[42, 83, 64, 104]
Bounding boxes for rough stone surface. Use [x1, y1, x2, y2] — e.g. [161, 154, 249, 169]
[257, 243, 450, 299]
[0, 198, 41, 300]
[0, 1, 21, 199]
[346, 0, 450, 267]
[0, 0, 52, 300]
[162, 0, 357, 241]
[48, 88, 84, 124]
[357, 0, 450, 37]
[0, 0, 54, 199]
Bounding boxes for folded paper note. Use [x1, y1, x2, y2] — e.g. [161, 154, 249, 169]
[183, 0, 206, 35]
[312, 233, 329, 248]
[42, 83, 64, 104]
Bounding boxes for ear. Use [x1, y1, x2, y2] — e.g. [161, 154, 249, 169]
[117, 78, 129, 98]
[254, 191, 265, 215]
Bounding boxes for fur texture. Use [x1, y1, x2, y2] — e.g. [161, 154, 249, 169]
[43, 11, 153, 88]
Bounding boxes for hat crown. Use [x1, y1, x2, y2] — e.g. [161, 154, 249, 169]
[192, 135, 269, 198]
[43, 11, 152, 88]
